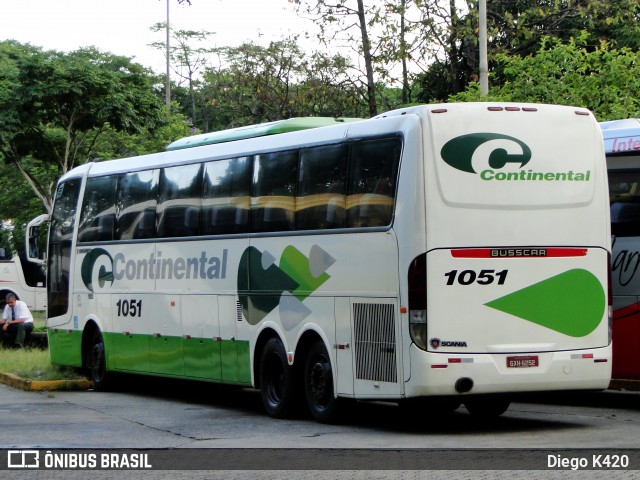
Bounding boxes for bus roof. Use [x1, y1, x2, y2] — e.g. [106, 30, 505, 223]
[600, 118, 640, 154]
[166, 117, 363, 151]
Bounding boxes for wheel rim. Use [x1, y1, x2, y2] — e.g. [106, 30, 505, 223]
[308, 353, 332, 409]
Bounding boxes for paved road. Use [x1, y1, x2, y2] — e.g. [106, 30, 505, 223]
[0, 376, 638, 479]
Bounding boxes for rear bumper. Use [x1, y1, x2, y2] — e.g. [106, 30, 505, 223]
[405, 343, 612, 397]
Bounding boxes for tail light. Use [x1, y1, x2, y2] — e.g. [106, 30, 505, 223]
[408, 253, 427, 350]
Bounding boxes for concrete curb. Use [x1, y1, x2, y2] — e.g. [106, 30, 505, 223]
[0, 371, 93, 391]
[0, 367, 634, 393]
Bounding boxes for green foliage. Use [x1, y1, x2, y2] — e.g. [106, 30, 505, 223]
[198, 38, 370, 129]
[0, 161, 48, 253]
[91, 105, 194, 160]
[414, 0, 640, 104]
[481, 0, 640, 56]
[0, 42, 167, 213]
[449, 36, 640, 121]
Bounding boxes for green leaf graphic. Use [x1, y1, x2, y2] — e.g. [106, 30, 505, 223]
[279, 245, 330, 302]
[484, 269, 605, 337]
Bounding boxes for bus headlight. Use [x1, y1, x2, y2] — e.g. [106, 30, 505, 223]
[409, 309, 427, 350]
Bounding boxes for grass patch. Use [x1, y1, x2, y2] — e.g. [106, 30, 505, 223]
[0, 347, 86, 381]
[32, 310, 46, 332]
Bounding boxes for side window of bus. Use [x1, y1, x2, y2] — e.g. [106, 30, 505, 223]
[157, 163, 203, 238]
[609, 171, 640, 237]
[78, 176, 117, 242]
[252, 150, 298, 233]
[297, 144, 348, 230]
[346, 136, 401, 228]
[202, 157, 252, 235]
[116, 170, 159, 240]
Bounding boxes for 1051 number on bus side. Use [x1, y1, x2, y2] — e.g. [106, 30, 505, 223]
[444, 269, 508, 286]
[116, 299, 143, 317]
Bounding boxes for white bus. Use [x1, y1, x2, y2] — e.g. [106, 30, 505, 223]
[0, 215, 48, 311]
[41, 106, 611, 422]
[600, 118, 640, 380]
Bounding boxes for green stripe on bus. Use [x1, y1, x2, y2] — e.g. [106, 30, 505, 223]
[48, 329, 83, 367]
[48, 329, 251, 385]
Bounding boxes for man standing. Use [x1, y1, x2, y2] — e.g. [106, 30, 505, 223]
[0, 293, 34, 348]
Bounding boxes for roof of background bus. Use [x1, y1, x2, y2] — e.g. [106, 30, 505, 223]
[600, 118, 640, 133]
[599, 118, 640, 154]
[165, 117, 364, 151]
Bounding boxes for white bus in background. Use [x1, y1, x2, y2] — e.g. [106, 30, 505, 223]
[0, 215, 48, 311]
[38, 106, 611, 423]
[600, 118, 640, 381]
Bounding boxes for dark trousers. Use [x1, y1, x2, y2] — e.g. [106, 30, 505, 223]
[0, 323, 34, 348]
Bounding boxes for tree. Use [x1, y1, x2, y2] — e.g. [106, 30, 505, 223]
[411, 0, 640, 102]
[480, 0, 640, 57]
[0, 42, 167, 213]
[291, 0, 381, 116]
[0, 161, 45, 254]
[150, 25, 214, 128]
[410, 0, 474, 102]
[90, 104, 194, 160]
[449, 35, 640, 121]
[200, 38, 369, 128]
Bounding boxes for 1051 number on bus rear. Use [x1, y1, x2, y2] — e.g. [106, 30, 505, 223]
[444, 269, 508, 286]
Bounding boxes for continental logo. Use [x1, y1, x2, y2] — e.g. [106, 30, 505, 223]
[80, 248, 228, 292]
[79, 245, 334, 332]
[440, 133, 591, 182]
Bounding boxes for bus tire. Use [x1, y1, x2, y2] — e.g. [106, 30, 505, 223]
[464, 396, 510, 418]
[87, 329, 111, 391]
[259, 337, 297, 418]
[304, 340, 341, 423]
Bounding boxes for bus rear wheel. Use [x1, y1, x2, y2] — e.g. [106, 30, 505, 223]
[259, 337, 297, 418]
[400, 397, 462, 417]
[304, 341, 341, 423]
[464, 396, 510, 418]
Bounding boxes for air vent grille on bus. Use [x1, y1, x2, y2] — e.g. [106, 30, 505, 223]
[236, 301, 243, 322]
[353, 303, 398, 383]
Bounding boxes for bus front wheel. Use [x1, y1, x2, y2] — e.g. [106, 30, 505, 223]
[259, 337, 297, 418]
[87, 330, 110, 391]
[304, 340, 341, 423]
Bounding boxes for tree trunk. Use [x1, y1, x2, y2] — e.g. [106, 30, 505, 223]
[448, 0, 462, 94]
[400, 0, 409, 104]
[357, 0, 377, 117]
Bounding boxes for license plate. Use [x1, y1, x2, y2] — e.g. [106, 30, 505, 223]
[506, 356, 539, 368]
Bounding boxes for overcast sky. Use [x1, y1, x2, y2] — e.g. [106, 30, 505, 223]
[0, 0, 314, 73]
